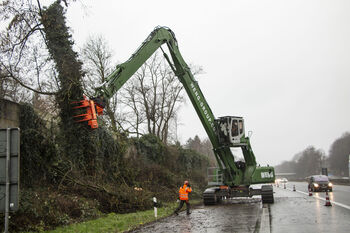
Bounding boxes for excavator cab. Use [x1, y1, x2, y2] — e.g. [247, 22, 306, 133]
[216, 116, 245, 145]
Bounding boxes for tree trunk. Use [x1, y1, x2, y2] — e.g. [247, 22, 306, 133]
[40, 1, 97, 171]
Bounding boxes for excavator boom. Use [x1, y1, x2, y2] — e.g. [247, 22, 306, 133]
[73, 26, 275, 204]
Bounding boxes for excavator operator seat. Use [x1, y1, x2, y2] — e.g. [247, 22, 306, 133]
[216, 116, 245, 145]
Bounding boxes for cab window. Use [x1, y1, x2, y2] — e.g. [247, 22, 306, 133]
[231, 120, 238, 137]
[239, 120, 243, 134]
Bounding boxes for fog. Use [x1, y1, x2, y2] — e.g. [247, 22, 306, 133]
[61, 0, 350, 165]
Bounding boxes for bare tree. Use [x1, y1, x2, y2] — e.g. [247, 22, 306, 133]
[185, 135, 202, 152]
[328, 132, 350, 176]
[0, 0, 59, 103]
[119, 82, 146, 137]
[275, 160, 297, 174]
[275, 146, 324, 179]
[1, 0, 103, 169]
[202, 138, 217, 166]
[185, 135, 216, 166]
[119, 52, 192, 143]
[80, 35, 120, 132]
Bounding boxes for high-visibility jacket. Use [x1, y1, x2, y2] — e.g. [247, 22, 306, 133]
[179, 184, 192, 200]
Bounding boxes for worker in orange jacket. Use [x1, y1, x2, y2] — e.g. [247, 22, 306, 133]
[174, 180, 192, 215]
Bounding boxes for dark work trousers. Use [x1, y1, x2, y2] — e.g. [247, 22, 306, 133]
[175, 200, 190, 214]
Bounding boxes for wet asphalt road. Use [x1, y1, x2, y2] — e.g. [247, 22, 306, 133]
[282, 181, 350, 207]
[270, 182, 350, 233]
[131, 198, 263, 233]
[130, 183, 350, 233]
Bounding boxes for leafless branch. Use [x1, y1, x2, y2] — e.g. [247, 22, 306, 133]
[2, 68, 57, 95]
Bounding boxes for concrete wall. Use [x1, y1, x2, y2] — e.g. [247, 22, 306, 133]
[0, 99, 20, 128]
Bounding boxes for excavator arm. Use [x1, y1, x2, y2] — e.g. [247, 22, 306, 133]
[73, 27, 275, 200]
[74, 27, 235, 173]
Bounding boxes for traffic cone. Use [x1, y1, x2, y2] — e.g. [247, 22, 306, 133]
[293, 185, 296, 191]
[325, 191, 332, 206]
[308, 187, 312, 196]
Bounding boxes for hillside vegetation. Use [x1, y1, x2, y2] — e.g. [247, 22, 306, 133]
[0, 103, 209, 232]
[0, 2, 212, 232]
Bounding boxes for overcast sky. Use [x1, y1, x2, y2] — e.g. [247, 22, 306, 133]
[47, 0, 350, 166]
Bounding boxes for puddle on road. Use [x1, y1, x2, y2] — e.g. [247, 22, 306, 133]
[130, 198, 262, 233]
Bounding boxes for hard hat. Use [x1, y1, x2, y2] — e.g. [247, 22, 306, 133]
[184, 180, 189, 185]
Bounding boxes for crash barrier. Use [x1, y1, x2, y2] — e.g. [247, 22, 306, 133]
[329, 178, 350, 186]
[281, 178, 349, 186]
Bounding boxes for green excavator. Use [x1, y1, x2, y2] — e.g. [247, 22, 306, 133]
[73, 26, 275, 204]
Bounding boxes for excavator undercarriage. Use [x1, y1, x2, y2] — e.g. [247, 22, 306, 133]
[203, 185, 274, 205]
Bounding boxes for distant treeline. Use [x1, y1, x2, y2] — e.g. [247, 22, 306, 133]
[275, 132, 350, 178]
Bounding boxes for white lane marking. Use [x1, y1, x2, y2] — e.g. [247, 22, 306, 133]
[260, 204, 271, 233]
[283, 187, 350, 210]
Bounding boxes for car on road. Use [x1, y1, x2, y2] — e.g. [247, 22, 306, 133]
[308, 175, 333, 192]
[280, 178, 288, 184]
[275, 178, 281, 185]
[275, 178, 288, 185]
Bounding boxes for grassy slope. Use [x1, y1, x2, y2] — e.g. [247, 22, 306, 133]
[42, 200, 201, 233]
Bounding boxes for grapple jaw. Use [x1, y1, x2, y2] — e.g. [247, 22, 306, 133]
[72, 96, 104, 129]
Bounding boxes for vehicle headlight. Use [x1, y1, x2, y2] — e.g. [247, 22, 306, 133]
[313, 183, 319, 187]
[328, 183, 333, 187]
